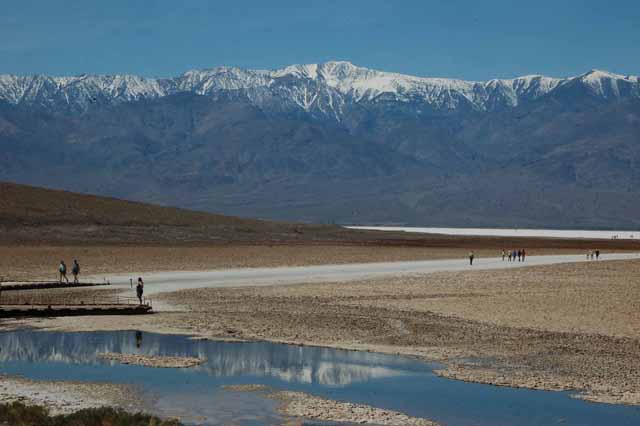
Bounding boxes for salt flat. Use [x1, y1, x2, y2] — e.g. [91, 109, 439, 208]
[349, 226, 640, 240]
[98, 252, 640, 295]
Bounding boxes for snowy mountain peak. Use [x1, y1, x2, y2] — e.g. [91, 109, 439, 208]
[580, 69, 625, 80]
[0, 63, 638, 116]
[573, 69, 640, 98]
[272, 63, 319, 79]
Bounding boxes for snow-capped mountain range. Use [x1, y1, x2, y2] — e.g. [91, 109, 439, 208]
[1, 61, 638, 118]
[2, 61, 640, 228]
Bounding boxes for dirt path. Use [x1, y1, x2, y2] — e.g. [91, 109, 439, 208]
[95, 253, 640, 296]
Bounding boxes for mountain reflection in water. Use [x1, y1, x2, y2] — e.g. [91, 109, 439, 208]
[0, 330, 415, 386]
[2, 330, 640, 426]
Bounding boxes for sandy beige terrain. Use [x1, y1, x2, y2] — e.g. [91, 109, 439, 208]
[0, 375, 142, 415]
[12, 258, 639, 407]
[224, 385, 436, 426]
[5, 177, 640, 425]
[0, 244, 621, 283]
[0, 245, 564, 282]
[98, 353, 206, 368]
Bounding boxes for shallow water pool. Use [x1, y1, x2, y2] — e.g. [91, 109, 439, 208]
[0, 330, 638, 425]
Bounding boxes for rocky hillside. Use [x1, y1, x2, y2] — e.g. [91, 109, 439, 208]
[0, 181, 373, 244]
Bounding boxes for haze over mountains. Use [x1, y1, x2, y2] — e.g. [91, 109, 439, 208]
[1, 61, 639, 228]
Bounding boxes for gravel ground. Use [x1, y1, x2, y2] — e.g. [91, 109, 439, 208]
[98, 353, 206, 368]
[224, 385, 436, 425]
[5, 257, 640, 407]
[0, 245, 584, 282]
[0, 375, 143, 415]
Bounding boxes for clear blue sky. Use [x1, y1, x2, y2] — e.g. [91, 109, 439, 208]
[1, 0, 639, 80]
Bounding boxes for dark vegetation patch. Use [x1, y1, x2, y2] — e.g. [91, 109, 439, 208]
[0, 401, 182, 426]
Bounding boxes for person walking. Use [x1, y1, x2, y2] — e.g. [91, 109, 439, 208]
[469, 251, 475, 266]
[512, 249, 517, 262]
[72, 259, 80, 284]
[501, 249, 506, 261]
[517, 250, 522, 262]
[136, 277, 144, 305]
[595, 249, 600, 260]
[521, 249, 526, 262]
[58, 260, 69, 284]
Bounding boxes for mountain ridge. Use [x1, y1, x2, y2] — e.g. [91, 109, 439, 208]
[1, 62, 638, 117]
[1, 62, 639, 228]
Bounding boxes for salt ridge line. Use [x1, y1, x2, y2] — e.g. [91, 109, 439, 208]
[91, 253, 640, 297]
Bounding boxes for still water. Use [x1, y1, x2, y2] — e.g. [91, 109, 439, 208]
[0, 330, 639, 425]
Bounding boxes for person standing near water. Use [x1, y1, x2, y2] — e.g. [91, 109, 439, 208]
[501, 249, 506, 261]
[469, 251, 475, 265]
[521, 249, 526, 262]
[595, 249, 600, 260]
[59, 260, 69, 283]
[72, 259, 80, 284]
[136, 277, 144, 305]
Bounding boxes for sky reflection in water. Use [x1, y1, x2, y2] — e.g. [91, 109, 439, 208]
[0, 330, 639, 426]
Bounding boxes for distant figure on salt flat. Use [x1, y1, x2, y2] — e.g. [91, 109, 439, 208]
[59, 260, 69, 284]
[136, 277, 144, 305]
[469, 251, 475, 266]
[72, 259, 80, 284]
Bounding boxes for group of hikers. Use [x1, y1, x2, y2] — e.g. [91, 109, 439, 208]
[57, 260, 146, 305]
[58, 259, 81, 284]
[501, 249, 527, 262]
[469, 248, 601, 265]
[468, 249, 528, 265]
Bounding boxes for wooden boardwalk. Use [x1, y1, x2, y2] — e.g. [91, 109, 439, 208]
[0, 303, 152, 318]
[0, 281, 110, 291]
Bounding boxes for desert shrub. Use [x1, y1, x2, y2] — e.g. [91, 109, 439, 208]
[0, 402, 182, 426]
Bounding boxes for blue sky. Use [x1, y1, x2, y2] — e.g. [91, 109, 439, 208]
[1, 0, 639, 80]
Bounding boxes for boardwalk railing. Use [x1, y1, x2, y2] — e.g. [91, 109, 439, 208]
[0, 292, 152, 308]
